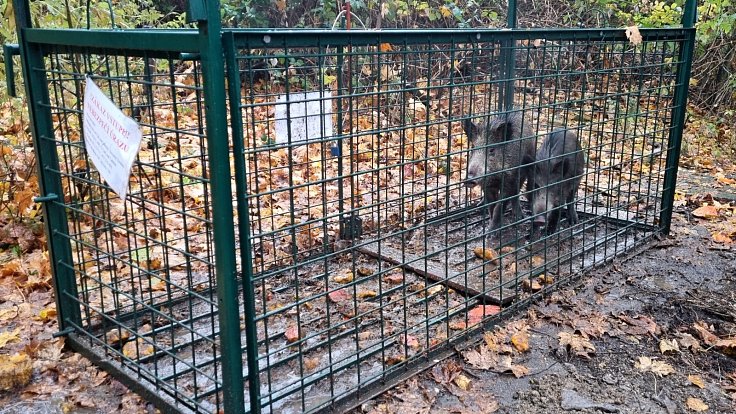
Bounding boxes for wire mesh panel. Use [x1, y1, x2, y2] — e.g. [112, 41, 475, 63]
[20, 30, 234, 412]
[227, 29, 690, 413]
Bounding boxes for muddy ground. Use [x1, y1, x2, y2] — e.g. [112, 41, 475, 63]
[2, 170, 735, 414]
[355, 191, 736, 413]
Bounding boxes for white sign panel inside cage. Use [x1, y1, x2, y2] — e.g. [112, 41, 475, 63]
[274, 91, 334, 144]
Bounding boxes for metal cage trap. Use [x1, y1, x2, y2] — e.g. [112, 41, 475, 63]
[6, 0, 697, 412]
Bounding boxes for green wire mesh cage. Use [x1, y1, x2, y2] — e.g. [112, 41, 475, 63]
[9, 2, 696, 413]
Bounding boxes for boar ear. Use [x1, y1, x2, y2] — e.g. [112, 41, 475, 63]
[494, 116, 516, 142]
[463, 118, 479, 141]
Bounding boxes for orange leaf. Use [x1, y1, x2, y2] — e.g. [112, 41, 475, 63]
[468, 305, 501, 326]
[692, 205, 719, 219]
[285, 325, 301, 343]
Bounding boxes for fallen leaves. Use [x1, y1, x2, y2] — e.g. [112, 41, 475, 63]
[510, 330, 530, 353]
[688, 374, 705, 389]
[285, 325, 301, 343]
[0, 352, 32, 391]
[686, 397, 709, 412]
[462, 321, 530, 378]
[327, 288, 352, 304]
[692, 204, 720, 219]
[334, 270, 354, 284]
[468, 305, 501, 325]
[635, 356, 675, 377]
[0, 328, 21, 348]
[616, 314, 659, 336]
[624, 26, 643, 45]
[473, 246, 499, 264]
[121, 338, 155, 359]
[558, 332, 596, 359]
[659, 338, 680, 354]
[693, 321, 736, 355]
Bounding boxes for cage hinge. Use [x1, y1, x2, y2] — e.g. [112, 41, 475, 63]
[53, 327, 75, 338]
[34, 193, 59, 203]
[185, 0, 207, 23]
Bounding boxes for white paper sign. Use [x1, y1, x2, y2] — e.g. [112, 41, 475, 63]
[274, 91, 333, 144]
[83, 77, 142, 199]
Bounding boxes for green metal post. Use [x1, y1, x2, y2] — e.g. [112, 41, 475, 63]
[12, 0, 82, 332]
[659, 0, 697, 233]
[224, 32, 262, 414]
[189, 1, 246, 412]
[499, 0, 518, 111]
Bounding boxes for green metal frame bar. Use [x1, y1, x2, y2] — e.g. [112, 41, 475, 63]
[191, 1, 246, 412]
[660, 0, 697, 233]
[500, 0, 518, 111]
[11, 0, 82, 333]
[227, 27, 688, 48]
[23, 28, 199, 52]
[223, 31, 262, 414]
[3, 43, 20, 97]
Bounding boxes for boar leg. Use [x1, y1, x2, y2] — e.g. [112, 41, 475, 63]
[565, 191, 578, 225]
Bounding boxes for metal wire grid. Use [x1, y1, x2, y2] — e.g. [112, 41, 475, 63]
[229, 31, 684, 413]
[36, 45, 224, 412]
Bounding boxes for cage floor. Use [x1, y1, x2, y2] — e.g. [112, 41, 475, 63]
[84, 206, 654, 413]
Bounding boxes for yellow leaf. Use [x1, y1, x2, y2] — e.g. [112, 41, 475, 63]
[151, 279, 167, 291]
[0, 352, 32, 391]
[38, 308, 57, 322]
[379, 43, 393, 52]
[357, 290, 377, 299]
[511, 331, 530, 353]
[322, 74, 336, 86]
[522, 279, 543, 292]
[473, 247, 499, 263]
[454, 374, 471, 390]
[122, 338, 155, 359]
[439, 5, 453, 18]
[712, 231, 733, 244]
[334, 270, 354, 284]
[538, 274, 554, 285]
[0, 328, 21, 349]
[687, 374, 705, 389]
[685, 397, 708, 412]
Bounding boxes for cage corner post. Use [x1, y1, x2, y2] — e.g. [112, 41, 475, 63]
[659, 0, 697, 234]
[499, 0, 518, 112]
[12, 0, 82, 333]
[190, 1, 248, 412]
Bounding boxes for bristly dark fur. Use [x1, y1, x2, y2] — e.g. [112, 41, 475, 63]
[463, 111, 536, 230]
